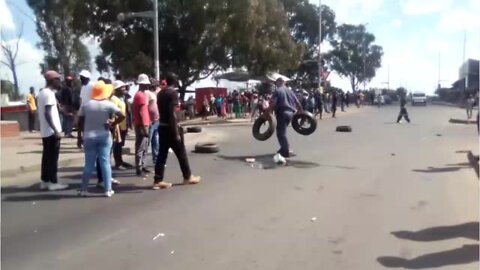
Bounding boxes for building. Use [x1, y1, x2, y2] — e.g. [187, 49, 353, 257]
[452, 59, 479, 93]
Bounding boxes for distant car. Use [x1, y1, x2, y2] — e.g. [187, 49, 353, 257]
[412, 92, 427, 106]
[383, 95, 392, 104]
[374, 95, 385, 105]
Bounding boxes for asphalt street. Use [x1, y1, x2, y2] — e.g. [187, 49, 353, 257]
[1, 104, 478, 270]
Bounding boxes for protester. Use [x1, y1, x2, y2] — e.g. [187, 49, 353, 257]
[77, 81, 125, 197]
[146, 82, 160, 165]
[345, 92, 351, 107]
[314, 91, 323, 119]
[153, 75, 201, 189]
[227, 93, 234, 118]
[132, 74, 152, 176]
[37, 71, 68, 191]
[58, 76, 75, 138]
[78, 70, 93, 148]
[209, 94, 216, 116]
[233, 90, 241, 118]
[111, 80, 132, 170]
[186, 96, 195, 119]
[221, 95, 227, 119]
[26, 87, 37, 132]
[202, 95, 210, 120]
[466, 94, 475, 119]
[331, 91, 338, 118]
[396, 96, 411, 123]
[215, 95, 223, 118]
[340, 92, 346, 112]
[268, 78, 303, 158]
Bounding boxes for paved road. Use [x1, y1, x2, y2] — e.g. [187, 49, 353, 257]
[2, 104, 478, 270]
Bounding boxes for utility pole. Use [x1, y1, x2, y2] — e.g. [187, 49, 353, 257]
[153, 0, 160, 81]
[462, 30, 467, 93]
[318, 0, 322, 93]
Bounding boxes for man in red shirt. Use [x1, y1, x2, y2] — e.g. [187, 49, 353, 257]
[133, 74, 151, 176]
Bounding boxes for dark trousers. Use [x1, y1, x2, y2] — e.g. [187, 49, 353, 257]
[113, 130, 127, 166]
[41, 135, 60, 183]
[331, 105, 337, 117]
[154, 126, 191, 182]
[397, 108, 410, 123]
[62, 114, 74, 136]
[135, 126, 149, 169]
[275, 111, 293, 157]
[28, 111, 35, 132]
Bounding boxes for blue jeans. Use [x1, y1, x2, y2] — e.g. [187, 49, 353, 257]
[275, 111, 293, 157]
[81, 134, 113, 192]
[149, 121, 159, 164]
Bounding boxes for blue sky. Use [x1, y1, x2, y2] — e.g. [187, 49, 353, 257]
[1, 0, 479, 95]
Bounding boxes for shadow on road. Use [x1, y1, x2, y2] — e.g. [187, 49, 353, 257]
[377, 245, 479, 269]
[392, 222, 479, 241]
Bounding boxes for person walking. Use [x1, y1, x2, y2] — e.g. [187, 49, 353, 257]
[215, 95, 223, 118]
[133, 74, 152, 176]
[466, 94, 475, 119]
[111, 80, 132, 170]
[153, 75, 201, 190]
[396, 96, 411, 123]
[201, 95, 210, 120]
[340, 92, 346, 112]
[221, 95, 227, 119]
[345, 92, 350, 107]
[59, 76, 75, 138]
[77, 81, 125, 197]
[26, 87, 37, 132]
[146, 83, 160, 165]
[314, 91, 323, 119]
[331, 91, 338, 118]
[268, 78, 303, 159]
[78, 70, 93, 148]
[186, 96, 195, 119]
[37, 71, 68, 191]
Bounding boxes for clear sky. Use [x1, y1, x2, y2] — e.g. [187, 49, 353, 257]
[1, 0, 479, 95]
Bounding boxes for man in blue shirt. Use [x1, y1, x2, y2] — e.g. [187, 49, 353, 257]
[268, 78, 303, 158]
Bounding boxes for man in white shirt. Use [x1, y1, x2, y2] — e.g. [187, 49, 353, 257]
[78, 70, 93, 148]
[37, 70, 68, 191]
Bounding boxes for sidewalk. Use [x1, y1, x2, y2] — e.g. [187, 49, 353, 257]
[1, 128, 228, 183]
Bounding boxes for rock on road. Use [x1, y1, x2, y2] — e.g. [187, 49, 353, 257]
[1, 104, 478, 270]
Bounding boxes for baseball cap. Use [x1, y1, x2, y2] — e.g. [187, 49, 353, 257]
[79, 70, 91, 79]
[44, 70, 61, 80]
[137, 73, 151, 85]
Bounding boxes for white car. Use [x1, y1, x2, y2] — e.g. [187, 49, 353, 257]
[412, 92, 427, 106]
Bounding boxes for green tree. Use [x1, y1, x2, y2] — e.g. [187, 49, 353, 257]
[0, 80, 15, 100]
[73, 0, 302, 99]
[327, 24, 383, 92]
[27, 0, 91, 76]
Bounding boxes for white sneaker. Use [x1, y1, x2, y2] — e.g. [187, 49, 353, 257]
[48, 183, 68, 191]
[77, 190, 87, 197]
[40, 182, 49, 190]
[105, 190, 115, 197]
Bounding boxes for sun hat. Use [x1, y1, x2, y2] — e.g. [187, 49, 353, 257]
[137, 73, 151, 85]
[44, 70, 61, 80]
[79, 70, 91, 79]
[113, 80, 126, 90]
[91, 81, 112, 100]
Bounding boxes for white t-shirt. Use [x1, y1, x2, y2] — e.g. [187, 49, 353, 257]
[37, 87, 62, 138]
[80, 81, 94, 105]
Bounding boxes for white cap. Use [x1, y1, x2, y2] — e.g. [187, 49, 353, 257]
[113, 80, 126, 90]
[79, 70, 91, 79]
[137, 73, 151, 85]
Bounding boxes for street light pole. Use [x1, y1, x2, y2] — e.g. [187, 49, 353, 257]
[318, 0, 322, 93]
[153, 0, 160, 81]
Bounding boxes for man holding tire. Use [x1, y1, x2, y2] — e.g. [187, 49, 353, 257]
[268, 78, 303, 158]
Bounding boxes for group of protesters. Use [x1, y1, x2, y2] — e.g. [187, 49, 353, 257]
[34, 69, 200, 197]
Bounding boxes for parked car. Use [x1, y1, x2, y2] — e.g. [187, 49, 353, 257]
[412, 92, 427, 106]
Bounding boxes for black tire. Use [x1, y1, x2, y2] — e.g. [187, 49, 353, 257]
[194, 142, 219, 153]
[186, 126, 202, 133]
[252, 114, 276, 141]
[292, 112, 317, 135]
[336, 125, 352, 132]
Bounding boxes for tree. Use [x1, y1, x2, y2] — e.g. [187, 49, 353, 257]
[280, 1, 336, 87]
[1, 25, 24, 100]
[0, 80, 15, 100]
[327, 24, 383, 92]
[73, 0, 302, 99]
[27, 0, 91, 76]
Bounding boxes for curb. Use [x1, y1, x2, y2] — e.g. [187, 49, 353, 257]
[1, 147, 132, 178]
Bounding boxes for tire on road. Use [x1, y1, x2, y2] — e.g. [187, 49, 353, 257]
[292, 111, 317, 135]
[336, 125, 352, 132]
[252, 114, 276, 141]
[194, 142, 219, 154]
[186, 126, 202, 133]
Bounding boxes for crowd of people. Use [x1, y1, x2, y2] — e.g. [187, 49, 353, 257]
[33, 69, 200, 197]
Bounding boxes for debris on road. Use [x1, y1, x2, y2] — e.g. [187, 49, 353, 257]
[170, 250, 175, 255]
[32, 202, 36, 205]
[391, 153, 396, 156]
[436, 134, 442, 137]
[310, 217, 317, 222]
[245, 158, 256, 163]
[152, 233, 166, 241]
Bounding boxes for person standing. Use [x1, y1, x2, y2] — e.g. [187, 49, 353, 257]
[37, 71, 68, 191]
[59, 76, 75, 138]
[331, 92, 338, 118]
[78, 70, 93, 148]
[340, 92, 346, 112]
[153, 75, 201, 189]
[268, 78, 302, 158]
[202, 95, 210, 120]
[132, 74, 151, 176]
[26, 87, 37, 132]
[396, 96, 411, 123]
[77, 81, 125, 197]
[111, 80, 132, 169]
[466, 94, 475, 119]
[146, 82, 160, 165]
[345, 92, 350, 107]
[186, 96, 195, 119]
[314, 91, 323, 119]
